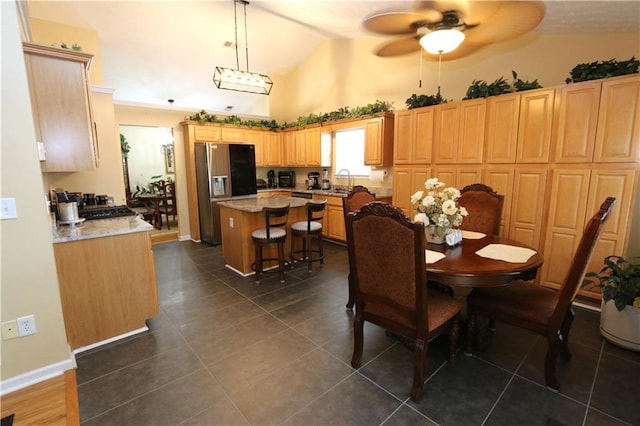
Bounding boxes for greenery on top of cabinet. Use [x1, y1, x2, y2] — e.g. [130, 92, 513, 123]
[185, 110, 281, 130]
[565, 57, 639, 84]
[186, 100, 393, 130]
[281, 100, 393, 128]
[463, 71, 543, 100]
[405, 93, 448, 109]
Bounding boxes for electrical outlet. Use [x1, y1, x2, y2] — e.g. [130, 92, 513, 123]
[2, 320, 19, 340]
[16, 315, 37, 336]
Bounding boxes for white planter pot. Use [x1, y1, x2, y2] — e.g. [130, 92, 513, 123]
[600, 300, 640, 352]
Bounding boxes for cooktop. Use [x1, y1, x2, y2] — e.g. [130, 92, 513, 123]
[78, 205, 137, 220]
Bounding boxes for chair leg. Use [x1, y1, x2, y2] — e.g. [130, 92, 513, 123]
[465, 314, 477, 356]
[277, 242, 285, 283]
[559, 308, 575, 361]
[410, 338, 427, 402]
[351, 313, 364, 369]
[544, 334, 562, 391]
[449, 320, 460, 361]
[306, 235, 313, 272]
[318, 234, 324, 265]
[346, 273, 355, 310]
[254, 243, 262, 283]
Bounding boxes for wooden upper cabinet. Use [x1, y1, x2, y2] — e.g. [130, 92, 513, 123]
[193, 125, 221, 142]
[516, 88, 555, 163]
[263, 131, 282, 166]
[220, 126, 245, 142]
[486, 93, 520, 163]
[364, 114, 394, 166]
[553, 81, 601, 163]
[245, 129, 264, 165]
[594, 74, 640, 163]
[392, 166, 430, 216]
[304, 126, 322, 166]
[282, 130, 296, 166]
[393, 107, 433, 165]
[434, 99, 485, 164]
[23, 42, 97, 172]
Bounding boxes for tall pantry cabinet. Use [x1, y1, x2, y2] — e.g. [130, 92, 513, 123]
[392, 74, 639, 301]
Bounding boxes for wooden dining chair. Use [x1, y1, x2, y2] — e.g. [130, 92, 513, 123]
[342, 185, 376, 310]
[346, 202, 464, 401]
[458, 183, 504, 236]
[466, 197, 616, 391]
[158, 181, 177, 230]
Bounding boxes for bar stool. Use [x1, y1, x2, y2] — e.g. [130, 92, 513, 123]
[290, 200, 327, 272]
[252, 205, 290, 283]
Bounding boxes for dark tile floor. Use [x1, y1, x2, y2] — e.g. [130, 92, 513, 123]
[77, 240, 639, 425]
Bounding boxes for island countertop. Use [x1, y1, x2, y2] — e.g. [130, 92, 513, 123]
[218, 196, 317, 213]
[53, 216, 153, 243]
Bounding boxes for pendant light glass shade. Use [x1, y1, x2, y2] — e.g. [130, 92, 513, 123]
[213, 66, 273, 95]
[420, 29, 465, 54]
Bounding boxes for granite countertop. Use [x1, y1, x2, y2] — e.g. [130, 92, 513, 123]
[258, 186, 393, 198]
[53, 216, 153, 243]
[218, 196, 314, 213]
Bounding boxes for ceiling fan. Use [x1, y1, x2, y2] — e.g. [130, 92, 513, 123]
[362, 1, 546, 60]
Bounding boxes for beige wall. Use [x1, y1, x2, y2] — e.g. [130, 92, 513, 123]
[43, 88, 127, 206]
[274, 33, 640, 122]
[1, 2, 70, 383]
[29, 16, 103, 85]
[115, 105, 190, 239]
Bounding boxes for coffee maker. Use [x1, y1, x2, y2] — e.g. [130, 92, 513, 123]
[266, 169, 276, 188]
[307, 172, 321, 189]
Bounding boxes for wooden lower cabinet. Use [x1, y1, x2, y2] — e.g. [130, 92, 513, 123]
[313, 194, 345, 242]
[508, 167, 548, 251]
[53, 231, 158, 350]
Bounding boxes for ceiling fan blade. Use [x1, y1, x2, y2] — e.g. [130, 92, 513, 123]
[362, 10, 442, 35]
[423, 40, 488, 61]
[463, 1, 545, 44]
[374, 36, 422, 57]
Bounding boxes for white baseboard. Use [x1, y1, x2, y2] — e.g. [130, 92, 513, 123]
[0, 356, 75, 396]
[72, 326, 148, 354]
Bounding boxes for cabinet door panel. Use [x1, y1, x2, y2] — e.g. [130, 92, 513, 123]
[554, 81, 601, 163]
[486, 93, 520, 163]
[594, 75, 640, 163]
[264, 132, 282, 166]
[484, 167, 515, 235]
[509, 168, 547, 249]
[392, 167, 413, 215]
[432, 168, 457, 188]
[517, 89, 554, 163]
[540, 169, 590, 288]
[305, 127, 322, 166]
[393, 110, 413, 164]
[457, 168, 483, 189]
[414, 108, 434, 164]
[246, 130, 264, 166]
[458, 99, 486, 163]
[283, 131, 296, 166]
[434, 103, 459, 163]
[295, 130, 307, 166]
[194, 126, 220, 142]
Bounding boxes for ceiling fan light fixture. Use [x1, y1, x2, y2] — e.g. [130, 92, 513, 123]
[420, 29, 465, 54]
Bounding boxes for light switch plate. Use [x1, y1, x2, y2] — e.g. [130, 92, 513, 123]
[0, 198, 17, 220]
[37, 142, 46, 160]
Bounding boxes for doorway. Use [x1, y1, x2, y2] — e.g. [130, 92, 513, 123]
[119, 125, 178, 241]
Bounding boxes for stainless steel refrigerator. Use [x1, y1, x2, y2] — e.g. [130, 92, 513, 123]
[194, 143, 257, 245]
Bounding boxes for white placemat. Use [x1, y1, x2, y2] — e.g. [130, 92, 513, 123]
[462, 230, 486, 239]
[475, 244, 536, 263]
[425, 250, 446, 264]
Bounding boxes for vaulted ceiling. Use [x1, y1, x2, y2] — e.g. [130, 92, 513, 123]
[26, 1, 640, 116]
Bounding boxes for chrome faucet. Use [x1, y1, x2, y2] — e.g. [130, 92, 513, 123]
[336, 168, 352, 192]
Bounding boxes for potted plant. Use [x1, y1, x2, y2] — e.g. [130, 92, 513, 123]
[583, 255, 640, 351]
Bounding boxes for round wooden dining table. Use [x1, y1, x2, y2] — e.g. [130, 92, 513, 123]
[425, 234, 544, 291]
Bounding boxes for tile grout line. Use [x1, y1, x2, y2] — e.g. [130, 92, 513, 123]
[582, 339, 605, 426]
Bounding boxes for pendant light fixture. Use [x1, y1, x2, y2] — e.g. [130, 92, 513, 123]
[213, 0, 273, 95]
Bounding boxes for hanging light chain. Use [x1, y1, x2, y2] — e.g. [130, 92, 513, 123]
[242, 0, 250, 72]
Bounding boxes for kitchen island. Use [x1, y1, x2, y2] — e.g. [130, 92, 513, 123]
[52, 216, 158, 351]
[218, 196, 313, 275]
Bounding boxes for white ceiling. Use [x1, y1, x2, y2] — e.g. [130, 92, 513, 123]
[26, 1, 640, 117]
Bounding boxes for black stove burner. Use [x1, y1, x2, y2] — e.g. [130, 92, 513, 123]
[79, 205, 137, 220]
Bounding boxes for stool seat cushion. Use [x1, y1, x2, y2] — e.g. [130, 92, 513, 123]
[252, 227, 286, 240]
[291, 221, 323, 232]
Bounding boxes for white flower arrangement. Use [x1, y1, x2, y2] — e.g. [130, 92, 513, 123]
[411, 178, 467, 229]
